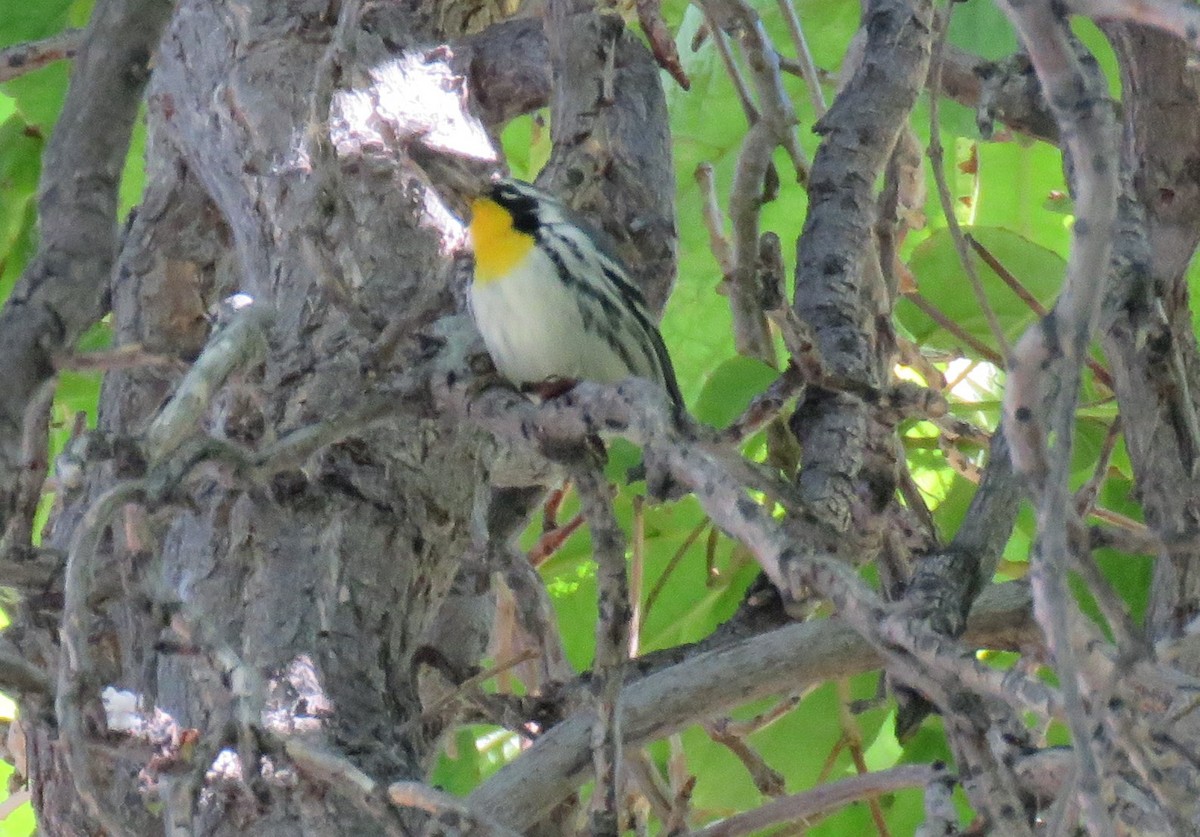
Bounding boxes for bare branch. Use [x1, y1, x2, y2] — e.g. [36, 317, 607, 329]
[775, 0, 826, 116]
[56, 479, 148, 837]
[467, 579, 1038, 829]
[705, 13, 759, 125]
[0, 638, 51, 697]
[273, 741, 415, 837]
[0, 28, 84, 83]
[0, 0, 173, 538]
[915, 769, 958, 837]
[791, 0, 933, 534]
[572, 466, 630, 834]
[635, 0, 690, 89]
[1067, 0, 1200, 40]
[389, 782, 523, 837]
[694, 163, 736, 280]
[928, 7, 1012, 360]
[688, 764, 938, 837]
[997, 3, 1122, 833]
[144, 303, 272, 463]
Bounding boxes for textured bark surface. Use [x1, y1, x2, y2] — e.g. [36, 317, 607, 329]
[14, 0, 679, 833]
[11, 0, 1200, 834]
[26, 1, 491, 832]
[1102, 24, 1200, 639]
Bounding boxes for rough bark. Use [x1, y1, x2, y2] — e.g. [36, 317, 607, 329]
[11, 0, 1200, 834]
[27, 1, 492, 833]
[1101, 23, 1200, 640]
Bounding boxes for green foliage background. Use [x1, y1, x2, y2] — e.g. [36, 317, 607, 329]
[0, 0, 1163, 833]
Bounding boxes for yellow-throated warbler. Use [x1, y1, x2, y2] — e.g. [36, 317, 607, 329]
[467, 178, 682, 407]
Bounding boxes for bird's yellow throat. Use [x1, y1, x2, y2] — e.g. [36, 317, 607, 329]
[469, 197, 535, 285]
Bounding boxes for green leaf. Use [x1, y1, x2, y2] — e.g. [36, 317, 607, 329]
[898, 226, 1065, 355]
[0, 116, 41, 277]
[691, 356, 778, 429]
[603, 438, 643, 486]
[118, 105, 148, 217]
[499, 110, 550, 183]
[970, 141, 1072, 257]
[429, 726, 487, 794]
[946, 3, 1018, 60]
[0, 760, 32, 837]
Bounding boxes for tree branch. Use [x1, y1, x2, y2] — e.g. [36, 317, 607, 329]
[0, 28, 84, 83]
[468, 581, 1036, 829]
[996, 4, 1121, 834]
[0, 0, 173, 542]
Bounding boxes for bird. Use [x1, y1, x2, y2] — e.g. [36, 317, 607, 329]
[466, 178, 682, 408]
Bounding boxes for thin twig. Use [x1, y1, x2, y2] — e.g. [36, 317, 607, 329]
[905, 292, 1005, 365]
[775, 0, 826, 115]
[572, 466, 629, 835]
[56, 479, 148, 837]
[389, 780, 524, 837]
[630, 497, 645, 658]
[728, 5, 809, 179]
[0, 379, 54, 562]
[996, 2, 1121, 833]
[695, 163, 736, 279]
[966, 234, 1114, 390]
[529, 512, 585, 566]
[704, 718, 785, 797]
[635, 0, 690, 89]
[836, 679, 890, 835]
[55, 344, 189, 373]
[928, 6, 1012, 360]
[706, 14, 759, 125]
[416, 649, 540, 729]
[688, 764, 937, 837]
[728, 122, 780, 361]
[0, 28, 84, 83]
[717, 365, 806, 445]
[642, 521, 708, 635]
[1074, 419, 1121, 519]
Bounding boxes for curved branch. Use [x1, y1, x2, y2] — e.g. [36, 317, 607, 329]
[468, 581, 1037, 830]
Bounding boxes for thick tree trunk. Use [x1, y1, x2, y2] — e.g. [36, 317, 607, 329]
[18, 0, 677, 831]
[26, 2, 493, 833]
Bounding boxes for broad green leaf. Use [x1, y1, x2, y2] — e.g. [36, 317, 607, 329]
[947, 3, 1018, 60]
[499, 110, 550, 183]
[430, 726, 489, 794]
[691, 356, 778, 429]
[2, 64, 69, 133]
[602, 438, 643, 486]
[971, 141, 1072, 256]
[1095, 548, 1153, 623]
[0, 1, 74, 43]
[899, 226, 1065, 353]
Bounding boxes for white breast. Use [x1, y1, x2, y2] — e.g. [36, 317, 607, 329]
[469, 247, 635, 387]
